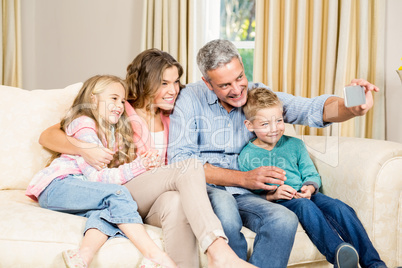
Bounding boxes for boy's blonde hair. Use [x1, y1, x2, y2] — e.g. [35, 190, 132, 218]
[243, 87, 283, 120]
[48, 75, 136, 167]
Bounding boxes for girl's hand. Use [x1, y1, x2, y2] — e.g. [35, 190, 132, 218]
[295, 185, 315, 199]
[79, 146, 115, 170]
[139, 150, 162, 170]
[266, 185, 297, 201]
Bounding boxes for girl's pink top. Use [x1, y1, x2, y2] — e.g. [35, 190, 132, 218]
[25, 116, 147, 201]
[124, 102, 170, 164]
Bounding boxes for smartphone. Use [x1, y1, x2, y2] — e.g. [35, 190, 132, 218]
[343, 85, 366, 108]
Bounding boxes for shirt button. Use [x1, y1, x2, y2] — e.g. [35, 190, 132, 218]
[116, 190, 121, 195]
[228, 123, 231, 127]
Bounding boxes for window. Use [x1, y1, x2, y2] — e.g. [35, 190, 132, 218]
[204, 0, 256, 81]
[220, 0, 256, 81]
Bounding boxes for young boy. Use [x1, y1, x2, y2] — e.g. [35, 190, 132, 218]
[238, 87, 386, 268]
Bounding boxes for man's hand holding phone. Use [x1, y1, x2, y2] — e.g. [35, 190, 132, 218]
[344, 79, 379, 116]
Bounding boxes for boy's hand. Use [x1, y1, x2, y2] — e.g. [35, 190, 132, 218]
[266, 185, 297, 201]
[295, 185, 315, 199]
[244, 166, 286, 191]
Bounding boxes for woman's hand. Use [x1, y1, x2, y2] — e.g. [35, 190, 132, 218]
[79, 146, 114, 170]
[39, 123, 115, 170]
[139, 150, 162, 170]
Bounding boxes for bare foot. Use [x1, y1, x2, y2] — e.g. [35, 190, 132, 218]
[206, 238, 258, 268]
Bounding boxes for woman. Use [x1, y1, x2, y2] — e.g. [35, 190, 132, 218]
[39, 49, 255, 268]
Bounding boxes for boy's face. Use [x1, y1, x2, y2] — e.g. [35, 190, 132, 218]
[245, 105, 285, 149]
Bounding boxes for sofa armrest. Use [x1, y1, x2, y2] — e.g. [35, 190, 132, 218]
[300, 135, 402, 267]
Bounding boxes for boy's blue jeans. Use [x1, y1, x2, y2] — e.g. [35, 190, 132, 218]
[38, 175, 143, 238]
[278, 193, 386, 268]
[207, 185, 298, 268]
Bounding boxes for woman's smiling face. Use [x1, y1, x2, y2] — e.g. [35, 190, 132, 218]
[152, 66, 181, 112]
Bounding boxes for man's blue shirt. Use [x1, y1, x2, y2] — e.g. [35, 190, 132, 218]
[168, 80, 332, 194]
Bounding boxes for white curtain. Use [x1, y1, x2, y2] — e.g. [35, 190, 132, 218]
[1, 0, 21, 87]
[141, 0, 209, 83]
[254, 0, 385, 139]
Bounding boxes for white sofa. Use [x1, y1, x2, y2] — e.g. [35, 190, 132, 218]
[0, 82, 401, 268]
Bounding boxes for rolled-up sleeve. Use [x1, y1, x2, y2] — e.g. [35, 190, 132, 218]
[277, 91, 333, 128]
[251, 83, 333, 128]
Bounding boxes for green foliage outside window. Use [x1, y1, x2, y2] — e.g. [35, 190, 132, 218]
[220, 0, 256, 81]
[220, 0, 255, 41]
[239, 49, 254, 82]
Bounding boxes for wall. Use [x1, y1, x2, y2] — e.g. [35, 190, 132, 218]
[385, 0, 402, 143]
[21, 0, 144, 90]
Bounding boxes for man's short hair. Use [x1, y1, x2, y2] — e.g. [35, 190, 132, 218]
[196, 39, 242, 81]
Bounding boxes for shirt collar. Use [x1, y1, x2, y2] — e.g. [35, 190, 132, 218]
[205, 86, 219, 105]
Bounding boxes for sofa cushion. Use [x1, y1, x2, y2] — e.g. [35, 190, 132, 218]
[0, 190, 164, 267]
[0, 83, 82, 190]
[0, 190, 328, 267]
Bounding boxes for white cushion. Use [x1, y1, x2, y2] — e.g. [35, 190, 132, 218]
[0, 83, 82, 190]
[0, 190, 163, 268]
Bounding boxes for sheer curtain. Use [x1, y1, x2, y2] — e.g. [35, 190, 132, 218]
[141, 0, 209, 83]
[254, 0, 385, 139]
[1, 0, 21, 87]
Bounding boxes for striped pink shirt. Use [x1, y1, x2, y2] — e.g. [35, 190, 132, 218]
[25, 116, 146, 201]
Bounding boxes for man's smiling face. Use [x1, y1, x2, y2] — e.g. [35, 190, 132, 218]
[202, 58, 249, 112]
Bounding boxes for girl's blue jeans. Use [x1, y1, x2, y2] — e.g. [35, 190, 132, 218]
[38, 175, 143, 238]
[278, 193, 386, 268]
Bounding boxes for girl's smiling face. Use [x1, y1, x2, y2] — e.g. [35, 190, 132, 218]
[95, 82, 126, 125]
[152, 66, 181, 112]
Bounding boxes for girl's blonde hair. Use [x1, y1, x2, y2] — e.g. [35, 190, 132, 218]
[126, 48, 184, 113]
[243, 87, 283, 120]
[48, 75, 136, 167]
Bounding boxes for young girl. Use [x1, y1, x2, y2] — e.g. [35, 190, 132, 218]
[26, 75, 177, 268]
[238, 87, 386, 268]
[38, 50, 256, 268]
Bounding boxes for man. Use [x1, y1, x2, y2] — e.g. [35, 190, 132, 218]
[168, 39, 378, 267]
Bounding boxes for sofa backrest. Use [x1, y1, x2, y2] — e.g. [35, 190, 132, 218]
[0, 83, 82, 190]
[284, 123, 296, 136]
